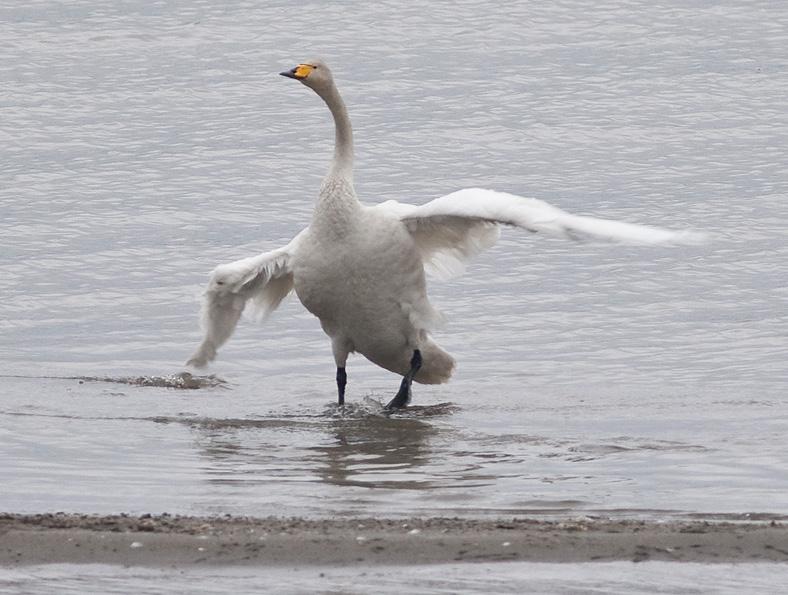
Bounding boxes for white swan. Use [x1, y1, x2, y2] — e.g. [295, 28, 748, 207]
[186, 59, 702, 409]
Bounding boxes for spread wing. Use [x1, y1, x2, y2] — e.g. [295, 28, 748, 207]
[376, 187, 705, 280]
[186, 231, 305, 368]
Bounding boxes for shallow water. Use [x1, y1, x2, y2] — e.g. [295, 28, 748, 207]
[3, 562, 788, 595]
[2, 0, 787, 547]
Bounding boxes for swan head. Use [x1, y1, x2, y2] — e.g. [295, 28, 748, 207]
[279, 59, 333, 91]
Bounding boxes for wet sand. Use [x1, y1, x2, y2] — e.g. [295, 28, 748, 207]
[1, 514, 786, 566]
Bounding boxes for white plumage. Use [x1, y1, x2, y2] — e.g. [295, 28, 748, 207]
[187, 59, 703, 408]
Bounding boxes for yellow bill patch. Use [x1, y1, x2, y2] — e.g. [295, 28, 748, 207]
[293, 64, 314, 79]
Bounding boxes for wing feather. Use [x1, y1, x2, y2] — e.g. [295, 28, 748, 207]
[377, 188, 704, 279]
[186, 232, 303, 368]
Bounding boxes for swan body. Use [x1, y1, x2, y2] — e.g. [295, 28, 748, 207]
[187, 59, 703, 408]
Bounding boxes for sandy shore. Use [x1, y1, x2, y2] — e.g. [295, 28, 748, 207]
[1, 514, 786, 566]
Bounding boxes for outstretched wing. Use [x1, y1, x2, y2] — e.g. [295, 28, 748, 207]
[186, 231, 304, 368]
[377, 188, 705, 280]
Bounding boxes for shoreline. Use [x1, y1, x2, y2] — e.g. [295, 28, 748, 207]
[2, 514, 787, 566]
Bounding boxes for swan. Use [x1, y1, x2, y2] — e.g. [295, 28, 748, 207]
[186, 59, 702, 409]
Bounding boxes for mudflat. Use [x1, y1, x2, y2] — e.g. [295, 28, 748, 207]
[1, 514, 786, 566]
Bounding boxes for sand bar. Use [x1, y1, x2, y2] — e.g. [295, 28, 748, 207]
[1, 514, 787, 566]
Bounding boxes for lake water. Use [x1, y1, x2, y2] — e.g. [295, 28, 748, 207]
[1, 0, 787, 591]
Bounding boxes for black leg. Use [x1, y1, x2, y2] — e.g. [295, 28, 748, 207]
[385, 350, 422, 410]
[336, 367, 347, 406]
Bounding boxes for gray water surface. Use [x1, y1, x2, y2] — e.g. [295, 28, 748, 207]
[4, 562, 788, 595]
[2, 0, 787, 534]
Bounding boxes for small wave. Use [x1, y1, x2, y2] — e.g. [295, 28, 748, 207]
[571, 439, 709, 456]
[0, 372, 228, 390]
[91, 373, 228, 390]
[150, 415, 312, 431]
[322, 397, 459, 419]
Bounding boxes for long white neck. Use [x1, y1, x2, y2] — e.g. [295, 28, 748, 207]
[316, 81, 354, 180]
[311, 79, 359, 231]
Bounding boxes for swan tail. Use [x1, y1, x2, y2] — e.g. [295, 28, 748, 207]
[414, 338, 455, 384]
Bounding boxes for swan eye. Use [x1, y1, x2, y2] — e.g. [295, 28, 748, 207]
[293, 64, 315, 79]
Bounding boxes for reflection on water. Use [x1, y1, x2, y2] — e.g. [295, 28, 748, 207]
[308, 416, 437, 489]
[187, 401, 462, 492]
